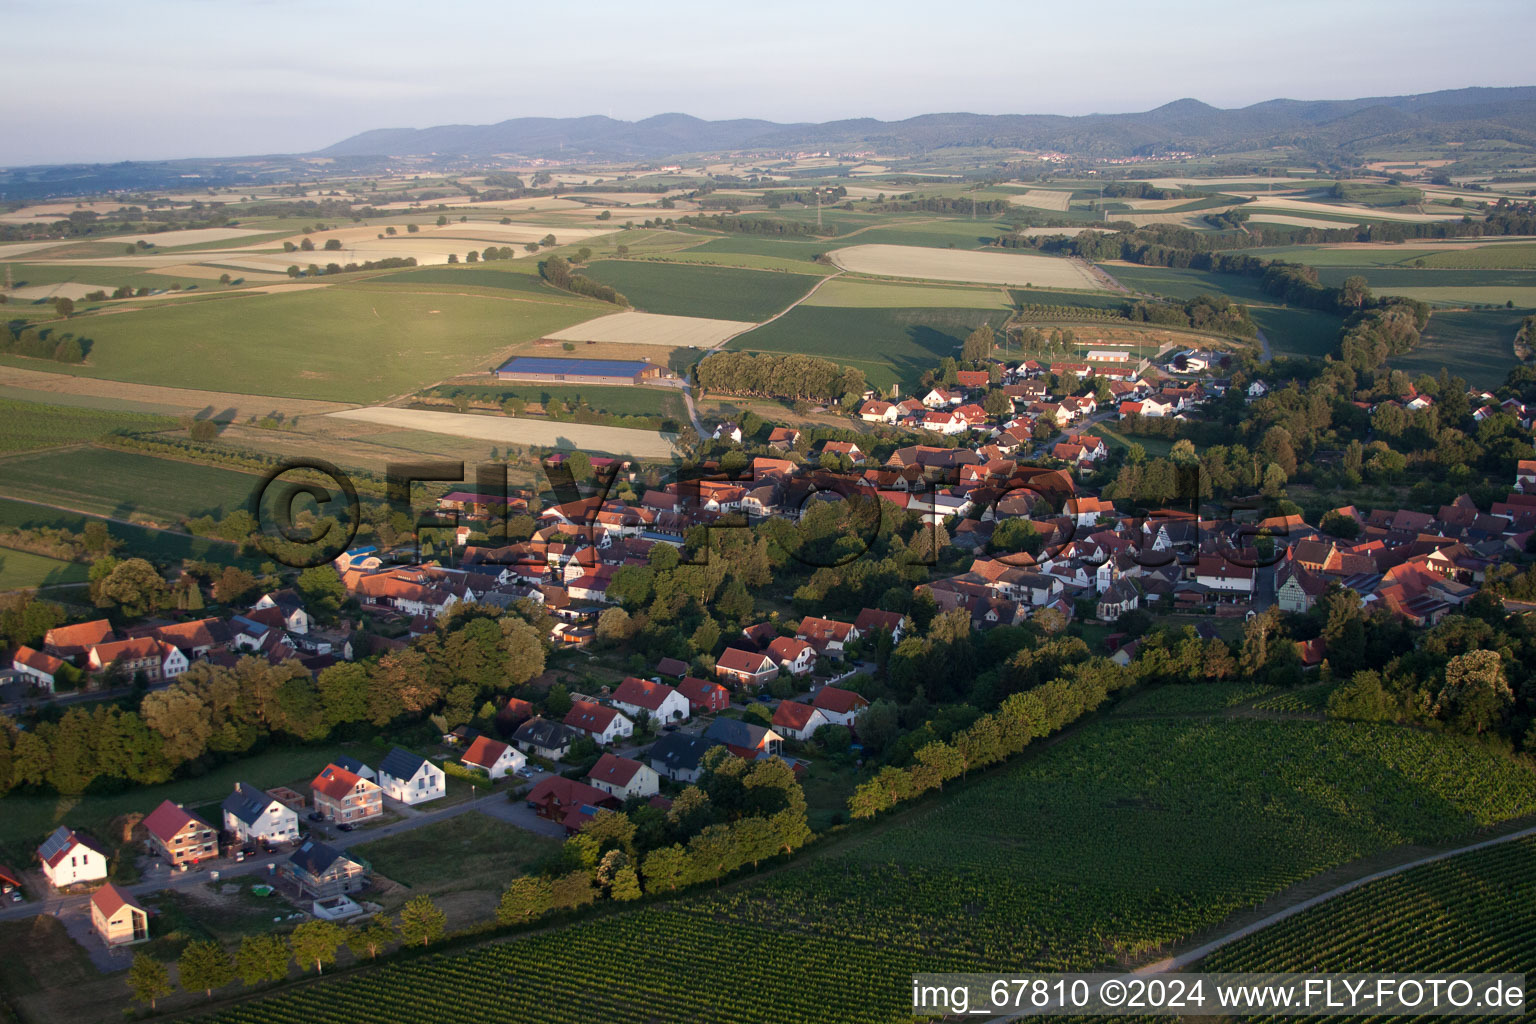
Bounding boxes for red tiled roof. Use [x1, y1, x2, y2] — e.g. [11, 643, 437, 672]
[13, 646, 64, 676]
[587, 752, 644, 788]
[142, 799, 208, 844]
[311, 764, 367, 801]
[44, 619, 115, 651]
[717, 647, 772, 674]
[610, 677, 678, 713]
[462, 735, 510, 770]
[767, 636, 813, 662]
[565, 700, 621, 734]
[773, 701, 821, 732]
[812, 686, 869, 716]
[91, 882, 142, 918]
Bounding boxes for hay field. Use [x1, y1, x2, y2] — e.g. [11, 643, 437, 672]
[127, 227, 278, 247]
[0, 364, 352, 418]
[803, 278, 1011, 309]
[1006, 190, 1074, 211]
[327, 407, 676, 457]
[1247, 213, 1361, 229]
[1140, 176, 1311, 188]
[1245, 198, 1463, 223]
[5, 281, 114, 301]
[0, 240, 79, 259]
[830, 244, 1101, 289]
[1107, 210, 1231, 227]
[544, 311, 754, 348]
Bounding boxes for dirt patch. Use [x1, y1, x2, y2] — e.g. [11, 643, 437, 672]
[545, 311, 756, 347]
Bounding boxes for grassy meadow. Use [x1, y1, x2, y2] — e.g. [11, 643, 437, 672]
[0, 448, 261, 522]
[580, 260, 822, 320]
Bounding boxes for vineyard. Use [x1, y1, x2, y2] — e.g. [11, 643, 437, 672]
[1199, 836, 1536, 1019]
[1111, 682, 1276, 715]
[196, 717, 1536, 1024]
[0, 398, 177, 453]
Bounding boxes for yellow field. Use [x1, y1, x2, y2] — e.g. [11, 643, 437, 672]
[327, 407, 677, 457]
[544, 311, 755, 348]
[1006, 189, 1074, 211]
[829, 243, 1102, 289]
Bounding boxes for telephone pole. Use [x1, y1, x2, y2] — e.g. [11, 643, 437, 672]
[816, 189, 822, 229]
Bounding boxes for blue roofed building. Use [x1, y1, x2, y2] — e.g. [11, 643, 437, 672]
[493, 356, 665, 385]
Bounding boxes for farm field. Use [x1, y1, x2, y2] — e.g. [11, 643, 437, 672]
[354, 812, 561, 894]
[803, 277, 1011, 308]
[1387, 308, 1528, 386]
[1249, 306, 1346, 359]
[1199, 836, 1536, 984]
[0, 363, 354, 419]
[1311, 264, 1536, 292]
[0, 740, 384, 847]
[1099, 263, 1280, 303]
[830, 244, 1101, 288]
[0, 497, 252, 566]
[543, 310, 754, 348]
[0, 447, 261, 523]
[1008, 287, 1130, 310]
[0, 285, 606, 403]
[579, 260, 821, 320]
[1417, 242, 1536, 269]
[0, 398, 177, 452]
[197, 715, 1536, 1024]
[326, 407, 678, 458]
[425, 383, 678, 417]
[727, 305, 1009, 390]
[0, 546, 89, 590]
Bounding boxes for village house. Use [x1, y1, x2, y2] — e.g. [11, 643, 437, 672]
[222, 782, 300, 846]
[86, 637, 187, 683]
[513, 717, 579, 761]
[564, 701, 635, 744]
[11, 646, 64, 691]
[587, 752, 661, 800]
[375, 748, 446, 805]
[461, 735, 526, 780]
[310, 764, 383, 823]
[141, 800, 217, 867]
[716, 646, 780, 688]
[649, 732, 714, 783]
[703, 718, 784, 760]
[853, 608, 906, 641]
[283, 840, 367, 899]
[796, 616, 860, 657]
[526, 776, 621, 834]
[811, 685, 870, 727]
[676, 675, 731, 714]
[610, 676, 691, 723]
[43, 619, 115, 661]
[37, 827, 108, 888]
[768, 636, 818, 677]
[252, 590, 309, 634]
[90, 883, 148, 947]
[772, 700, 832, 741]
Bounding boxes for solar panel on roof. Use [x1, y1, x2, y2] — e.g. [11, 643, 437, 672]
[37, 826, 72, 860]
[495, 356, 653, 377]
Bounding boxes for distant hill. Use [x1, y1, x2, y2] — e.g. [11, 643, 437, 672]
[318, 87, 1536, 160]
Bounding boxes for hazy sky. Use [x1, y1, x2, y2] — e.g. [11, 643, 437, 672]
[5, 0, 1534, 165]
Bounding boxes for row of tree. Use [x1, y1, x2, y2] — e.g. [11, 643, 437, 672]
[695, 350, 866, 405]
[538, 255, 627, 305]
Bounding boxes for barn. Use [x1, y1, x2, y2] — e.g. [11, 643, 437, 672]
[493, 356, 663, 385]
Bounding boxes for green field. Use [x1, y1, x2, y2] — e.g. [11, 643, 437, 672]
[1099, 263, 1280, 303]
[0, 497, 252, 565]
[369, 265, 555, 295]
[0, 398, 177, 453]
[353, 812, 561, 892]
[0, 284, 606, 403]
[728, 305, 1009, 389]
[0, 546, 89, 590]
[1201, 835, 1536, 985]
[806, 277, 1010, 308]
[202, 716, 1536, 1024]
[1418, 243, 1536, 269]
[426, 383, 681, 418]
[1250, 305, 1346, 359]
[1008, 287, 1130, 310]
[580, 260, 821, 320]
[1388, 308, 1528, 387]
[0, 448, 260, 522]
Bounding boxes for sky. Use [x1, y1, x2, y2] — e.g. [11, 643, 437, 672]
[5, 0, 1535, 165]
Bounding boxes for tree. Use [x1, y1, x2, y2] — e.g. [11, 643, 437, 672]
[407, 223, 420, 233]
[53, 296, 75, 317]
[345, 914, 397, 960]
[296, 565, 346, 621]
[289, 919, 344, 974]
[127, 952, 172, 1008]
[596, 606, 634, 644]
[178, 939, 234, 997]
[550, 869, 597, 910]
[235, 933, 290, 987]
[498, 875, 554, 923]
[1435, 649, 1512, 735]
[961, 323, 995, 363]
[642, 844, 688, 891]
[501, 616, 546, 687]
[854, 699, 901, 753]
[93, 557, 168, 616]
[396, 893, 446, 946]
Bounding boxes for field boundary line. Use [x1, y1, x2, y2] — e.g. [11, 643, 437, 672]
[712, 269, 844, 350]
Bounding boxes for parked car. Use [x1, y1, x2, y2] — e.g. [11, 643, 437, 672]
[336, 822, 354, 833]
[663, 723, 679, 732]
[7, 892, 21, 903]
[306, 811, 323, 822]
